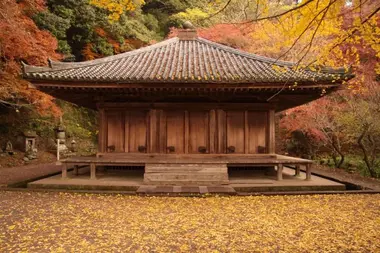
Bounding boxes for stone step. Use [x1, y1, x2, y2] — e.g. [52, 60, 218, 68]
[136, 185, 236, 195]
[144, 163, 229, 185]
[145, 163, 226, 173]
[144, 172, 228, 182]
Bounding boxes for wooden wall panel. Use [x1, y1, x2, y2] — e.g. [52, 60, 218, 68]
[226, 111, 245, 154]
[128, 111, 147, 153]
[248, 111, 268, 154]
[106, 111, 124, 152]
[188, 111, 209, 153]
[166, 111, 185, 154]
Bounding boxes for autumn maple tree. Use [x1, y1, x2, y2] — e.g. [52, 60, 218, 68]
[0, 0, 61, 116]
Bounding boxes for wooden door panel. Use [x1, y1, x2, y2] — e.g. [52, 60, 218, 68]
[127, 111, 147, 153]
[226, 111, 245, 154]
[188, 111, 209, 153]
[166, 111, 185, 154]
[248, 111, 268, 153]
[107, 111, 124, 152]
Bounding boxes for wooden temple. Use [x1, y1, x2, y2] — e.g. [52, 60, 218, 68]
[23, 29, 352, 186]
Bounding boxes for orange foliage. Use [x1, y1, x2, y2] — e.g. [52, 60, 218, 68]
[95, 27, 107, 37]
[94, 27, 121, 54]
[123, 38, 146, 51]
[0, 0, 62, 116]
[82, 43, 99, 61]
[169, 24, 253, 50]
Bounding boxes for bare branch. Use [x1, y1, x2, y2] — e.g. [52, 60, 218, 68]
[239, 0, 315, 24]
[306, 5, 380, 67]
[0, 99, 23, 108]
[275, 2, 333, 64]
[203, 0, 233, 20]
[297, 5, 329, 65]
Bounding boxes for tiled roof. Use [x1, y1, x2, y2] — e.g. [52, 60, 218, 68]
[23, 36, 351, 84]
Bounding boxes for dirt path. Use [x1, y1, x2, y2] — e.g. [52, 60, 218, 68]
[311, 164, 380, 191]
[0, 163, 62, 187]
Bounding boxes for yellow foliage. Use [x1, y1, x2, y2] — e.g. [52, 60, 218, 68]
[89, 0, 145, 22]
[1, 192, 380, 252]
[243, 0, 380, 90]
[173, 7, 213, 26]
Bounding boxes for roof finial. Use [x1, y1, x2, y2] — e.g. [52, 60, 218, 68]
[178, 21, 197, 40]
[183, 21, 195, 29]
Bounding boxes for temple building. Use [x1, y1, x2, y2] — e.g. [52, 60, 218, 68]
[23, 29, 352, 187]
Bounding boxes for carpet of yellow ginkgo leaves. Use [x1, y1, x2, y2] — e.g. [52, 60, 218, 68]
[0, 192, 379, 253]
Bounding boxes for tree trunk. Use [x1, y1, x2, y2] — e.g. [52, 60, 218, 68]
[357, 126, 377, 178]
[331, 135, 344, 168]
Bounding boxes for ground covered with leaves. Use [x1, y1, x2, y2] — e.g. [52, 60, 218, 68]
[1, 192, 379, 252]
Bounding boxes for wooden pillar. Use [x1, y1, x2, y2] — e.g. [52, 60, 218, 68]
[62, 163, 68, 179]
[73, 165, 78, 176]
[295, 164, 301, 177]
[276, 164, 283, 181]
[267, 109, 276, 154]
[90, 163, 97, 180]
[158, 110, 166, 153]
[148, 109, 158, 153]
[216, 109, 226, 153]
[305, 163, 312, 181]
[184, 111, 189, 154]
[209, 109, 216, 153]
[244, 110, 249, 154]
[124, 112, 130, 153]
[98, 108, 106, 153]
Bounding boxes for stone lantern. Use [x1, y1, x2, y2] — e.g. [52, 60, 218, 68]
[23, 130, 37, 153]
[55, 117, 66, 141]
[54, 117, 68, 156]
[71, 139, 77, 152]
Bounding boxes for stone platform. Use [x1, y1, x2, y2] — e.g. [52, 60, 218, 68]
[28, 166, 345, 193]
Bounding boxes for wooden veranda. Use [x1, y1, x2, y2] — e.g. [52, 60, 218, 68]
[60, 154, 313, 185]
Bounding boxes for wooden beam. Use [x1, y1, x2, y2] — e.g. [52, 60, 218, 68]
[101, 102, 274, 110]
[31, 80, 342, 89]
